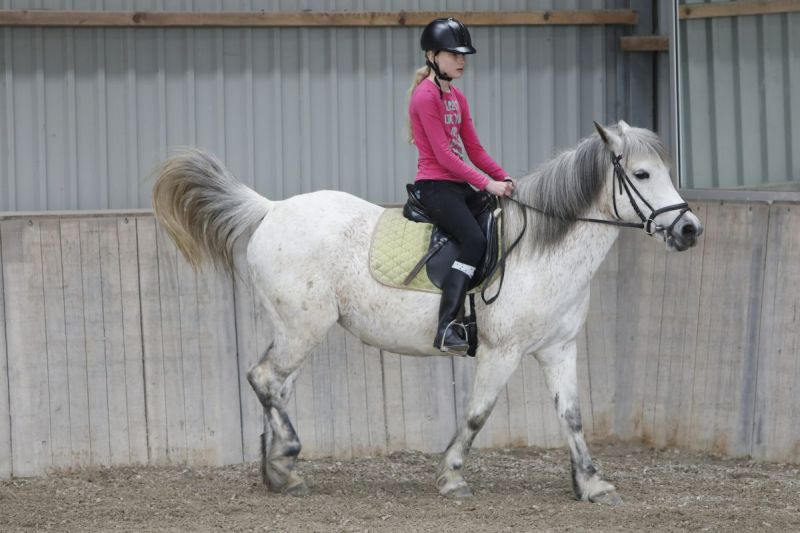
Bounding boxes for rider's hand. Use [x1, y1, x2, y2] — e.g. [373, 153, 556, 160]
[485, 178, 514, 197]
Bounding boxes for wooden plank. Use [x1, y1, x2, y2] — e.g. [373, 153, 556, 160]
[1, 219, 51, 477]
[38, 220, 72, 470]
[344, 331, 370, 456]
[362, 345, 387, 455]
[381, 351, 406, 452]
[653, 203, 707, 449]
[293, 351, 318, 457]
[481, 378, 511, 450]
[680, 0, 800, 19]
[620, 35, 669, 52]
[575, 328, 595, 443]
[231, 236, 267, 462]
[175, 245, 207, 464]
[506, 364, 529, 447]
[328, 326, 353, 458]
[0, 222, 12, 478]
[612, 231, 659, 440]
[523, 355, 562, 448]
[752, 204, 800, 462]
[137, 217, 168, 464]
[193, 264, 242, 466]
[424, 356, 457, 453]
[452, 356, 475, 445]
[0, 10, 639, 28]
[154, 224, 189, 463]
[584, 240, 619, 438]
[640, 244, 669, 445]
[521, 356, 544, 447]
[96, 218, 134, 466]
[310, 333, 335, 457]
[713, 204, 769, 458]
[79, 219, 112, 467]
[115, 217, 148, 465]
[59, 220, 91, 467]
[687, 202, 723, 452]
[399, 355, 426, 451]
[689, 203, 769, 457]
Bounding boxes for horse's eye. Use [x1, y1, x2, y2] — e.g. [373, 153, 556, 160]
[634, 170, 650, 180]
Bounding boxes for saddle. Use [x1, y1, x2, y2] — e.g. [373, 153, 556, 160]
[401, 184, 501, 290]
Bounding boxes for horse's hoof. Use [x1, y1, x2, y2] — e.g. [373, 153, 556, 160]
[589, 489, 622, 505]
[439, 479, 474, 498]
[437, 472, 473, 498]
[283, 480, 309, 497]
[446, 485, 474, 498]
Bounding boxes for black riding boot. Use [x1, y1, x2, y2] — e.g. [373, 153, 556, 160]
[434, 268, 472, 354]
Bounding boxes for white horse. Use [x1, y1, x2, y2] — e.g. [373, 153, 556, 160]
[152, 121, 702, 503]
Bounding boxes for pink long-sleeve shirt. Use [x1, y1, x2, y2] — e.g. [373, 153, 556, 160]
[409, 78, 508, 190]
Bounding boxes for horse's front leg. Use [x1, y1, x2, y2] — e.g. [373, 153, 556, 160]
[437, 349, 523, 498]
[537, 341, 621, 504]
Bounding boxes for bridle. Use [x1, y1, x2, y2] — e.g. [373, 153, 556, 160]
[481, 150, 692, 305]
[607, 152, 691, 236]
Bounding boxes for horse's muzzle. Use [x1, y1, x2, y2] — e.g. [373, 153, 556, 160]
[666, 214, 703, 251]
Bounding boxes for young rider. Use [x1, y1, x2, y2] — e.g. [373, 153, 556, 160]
[408, 18, 514, 354]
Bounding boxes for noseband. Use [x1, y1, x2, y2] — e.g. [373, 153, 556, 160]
[481, 151, 692, 305]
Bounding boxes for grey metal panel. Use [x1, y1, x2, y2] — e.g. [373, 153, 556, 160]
[678, 3, 800, 188]
[1, 1, 636, 211]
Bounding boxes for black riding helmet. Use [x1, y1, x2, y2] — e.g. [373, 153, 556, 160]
[420, 18, 477, 55]
[420, 18, 476, 89]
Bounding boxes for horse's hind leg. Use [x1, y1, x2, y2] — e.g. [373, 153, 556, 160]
[437, 349, 523, 497]
[537, 341, 621, 505]
[247, 324, 331, 496]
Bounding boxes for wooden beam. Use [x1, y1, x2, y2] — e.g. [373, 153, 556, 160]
[679, 0, 800, 20]
[620, 35, 669, 52]
[0, 9, 638, 28]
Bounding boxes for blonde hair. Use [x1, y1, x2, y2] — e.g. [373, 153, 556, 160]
[406, 64, 431, 144]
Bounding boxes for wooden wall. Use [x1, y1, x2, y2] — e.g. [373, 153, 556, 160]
[1, 199, 798, 478]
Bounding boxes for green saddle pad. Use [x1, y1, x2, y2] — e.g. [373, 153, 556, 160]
[370, 208, 440, 293]
[370, 208, 502, 294]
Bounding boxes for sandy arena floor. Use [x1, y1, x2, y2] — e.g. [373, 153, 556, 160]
[1, 441, 798, 532]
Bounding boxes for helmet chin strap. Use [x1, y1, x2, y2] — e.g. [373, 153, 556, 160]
[426, 53, 451, 97]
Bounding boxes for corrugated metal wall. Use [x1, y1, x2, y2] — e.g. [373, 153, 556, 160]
[679, 2, 800, 188]
[0, 0, 652, 211]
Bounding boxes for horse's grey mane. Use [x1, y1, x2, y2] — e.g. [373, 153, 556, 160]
[503, 125, 669, 250]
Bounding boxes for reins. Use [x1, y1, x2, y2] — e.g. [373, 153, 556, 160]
[480, 150, 692, 305]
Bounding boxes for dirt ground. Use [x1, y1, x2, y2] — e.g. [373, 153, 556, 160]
[1, 441, 798, 532]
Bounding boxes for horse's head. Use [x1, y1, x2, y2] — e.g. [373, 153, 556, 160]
[594, 121, 703, 252]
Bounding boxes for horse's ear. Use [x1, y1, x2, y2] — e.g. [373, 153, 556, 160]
[593, 121, 623, 153]
[617, 120, 631, 134]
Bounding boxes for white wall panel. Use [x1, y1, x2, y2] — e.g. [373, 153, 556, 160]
[2, 199, 800, 478]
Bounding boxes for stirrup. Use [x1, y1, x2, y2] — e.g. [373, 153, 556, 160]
[437, 320, 469, 355]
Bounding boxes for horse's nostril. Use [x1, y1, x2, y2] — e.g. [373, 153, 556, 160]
[681, 224, 697, 238]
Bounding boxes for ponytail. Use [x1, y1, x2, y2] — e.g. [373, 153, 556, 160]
[406, 65, 431, 144]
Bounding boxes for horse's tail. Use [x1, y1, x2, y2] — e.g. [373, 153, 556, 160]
[151, 147, 272, 274]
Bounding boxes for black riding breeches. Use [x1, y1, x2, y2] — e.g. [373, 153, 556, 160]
[414, 180, 487, 274]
